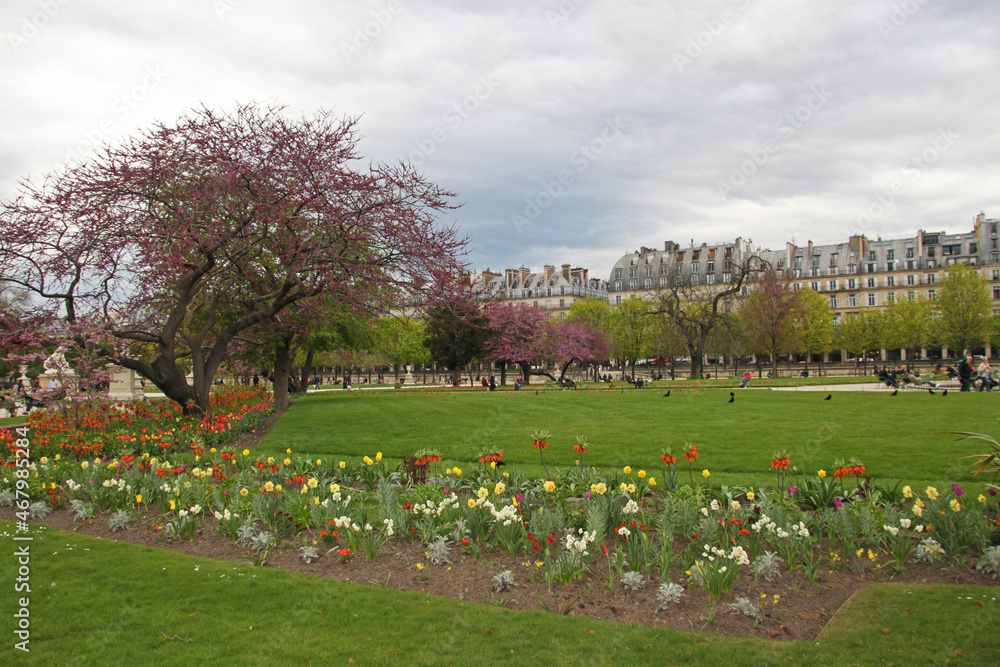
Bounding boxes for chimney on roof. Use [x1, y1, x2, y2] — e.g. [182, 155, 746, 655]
[562, 263, 571, 281]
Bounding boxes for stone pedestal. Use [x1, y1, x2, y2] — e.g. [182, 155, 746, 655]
[107, 366, 143, 401]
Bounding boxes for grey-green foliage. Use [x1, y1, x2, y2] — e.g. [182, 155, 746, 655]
[249, 529, 274, 553]
[492, 569, 517, 592]
[659, 496, 700, 537]
[751, 550, 783, 582]
[0, 489, 14, 506]
[584, 500, 609, 545]
[621, 571, 645, 592]
[655, 582, 685, 610]
[299, 545, 320, 564]
[528, 506, 567, 540]
[727, 596, 762, 621]
[913, 536, 946, 564]
[376, 484, 406, 534]
[28, 501, 51, 520]
[70, 499, 93, 522]
[108, 510, 131, 532]
[427, 535, 451, 566]
[975, 545, 1000, 579]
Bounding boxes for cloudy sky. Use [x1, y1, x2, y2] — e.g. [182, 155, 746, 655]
[2, 0, 998, 278]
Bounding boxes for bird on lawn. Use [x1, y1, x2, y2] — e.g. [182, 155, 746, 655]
[890, 389, 898, 396]
[942, 389, 948, 396]
[824, 394, 832, 401]
[928, 388, 935, 395]
[728, 392, 735, 403]
[663, 390, 671, 397]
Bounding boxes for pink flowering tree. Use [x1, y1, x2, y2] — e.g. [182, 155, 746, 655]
[0, 103, 466, 416]
[484, 304, 608, 385]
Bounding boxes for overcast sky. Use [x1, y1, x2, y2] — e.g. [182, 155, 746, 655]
[2, 0, 998, 277]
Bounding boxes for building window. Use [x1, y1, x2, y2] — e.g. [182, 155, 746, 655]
[629, 268, 637, 277]
[906, 275, 915, 286]
[794, 256, 802, 269]
[887, 292, 896, 304]
[993, 287, 1000, 300]
[886, 249, 895, 260]
[643, 266, 652, 277]
[992, 269, 1000, 280]
[971, 243, 978, 254]
[886, 276, 896, 287]
[867, 263, 876, 273]
[867, 277, 876, 288]
[559, 299, 565, 308]
[643, 277, 652, 289]
[691, 261, 699, 273]
[927, 273, 936, 284]
[659, 276, 666, 287]
[868, 250, 877, 261]
[927, 289, 935, 299]
[810, 281, 820, 291]
[829, 253, 839, 266]
[848, 278, 857, 289]
[615, 295, 622, 304]
[828, 280, 837, 291]
[629, 279, 636, 290]
[887, 261, 895, 272]
[867, 293, 877, 306]
[906, 260, 915, 270]
[812, 255, 821, 267]
[847, 293, 858, 307]
[829, 295, 838, 308]
[830, 266, 838, 275]
[690, 274, 699, 286]
[906, 247, 914, 259]
[615, 268, 622, 279]
[707, 273, 715, 284]
[614, 280, 622, 291]
[723, 272, 731, 283]
[907, 291, 916, 301]
[706, 261, 715, 273]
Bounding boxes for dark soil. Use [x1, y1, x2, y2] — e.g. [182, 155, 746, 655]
[5, 505, 995, 642]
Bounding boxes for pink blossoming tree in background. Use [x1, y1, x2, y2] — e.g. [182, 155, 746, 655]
[0, 103, 467, 415]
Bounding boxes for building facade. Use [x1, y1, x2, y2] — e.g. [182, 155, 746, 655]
[468, 264, 608, 316]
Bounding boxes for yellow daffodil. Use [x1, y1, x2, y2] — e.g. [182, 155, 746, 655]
[375, 452, 382, 462]
[477, 487, 489, 499]
[490, 461, 497, 469]
[242, 449, 250, 456]
[446, 468, 453, 475]
[264, 481, 275, 492]
[623, 466, 632, 474]
[494, 482, 506, 496]
[595, 482, 607, 495]
[283, 458, 291, 466]
[902, 485, 913, 498]
[307, 478, 318, 489]
[747, 491, 755, 500]
[339, 461, 346, 469]
[818, 470, 827, 478]
[169, 500, 176, 511]
[452, 467, 462, 476]
[949, 499, 962, 512]
[638, 470, 647, 479]
[620, 483, 629, 493]
[627, 484, 637, 494]
[649, 477, 657, 486]
[286, 448, 291, 455]
[543, 480, 556, 493]
[467, 499, 477, 508]
[702, 469, 710, 478]
[363, 456, 373, 466]
[979, 494, 987, 503]
[316, 459, 322, 465]
[416, 563, 424, 570]
[925, 486, 940, 500]
[239, 488, 248, 497]
[210, 447, 217, 453]
[80, 461, 89, 469]
[135, 494, 142, 504]
[329, 483, 340, 494]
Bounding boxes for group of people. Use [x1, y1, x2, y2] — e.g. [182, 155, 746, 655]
[876, 357, 996, 392]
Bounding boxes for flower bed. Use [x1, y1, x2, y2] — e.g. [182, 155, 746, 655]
[3, 431, 999, 636]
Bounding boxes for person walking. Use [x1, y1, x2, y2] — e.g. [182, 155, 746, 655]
[958, 355, 974, 392]
[977, 358, 993, 392]
[488, 373, 497, 391]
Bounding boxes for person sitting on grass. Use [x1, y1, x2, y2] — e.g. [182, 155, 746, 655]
[739, 372, 751, 388]
[878, 367, 899, 389]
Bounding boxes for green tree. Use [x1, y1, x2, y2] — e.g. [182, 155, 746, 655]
[935, 263, 992, 356]
[608, 297, 652, 377]
[793, 288, 834, 374]
[883, 296, 936, 360]
[835, 311, 883, 374]
[423, 305, 488, 385]
[375, 316, 428, 379]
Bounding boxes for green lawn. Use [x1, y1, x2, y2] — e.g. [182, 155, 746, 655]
[4, 521, 996, 666]
[258, 388, 1000, 490]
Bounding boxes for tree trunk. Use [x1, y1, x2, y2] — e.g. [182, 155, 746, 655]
[274, 335, 293, 407]
[299, 346, 315, 392]
[499, 361, 506, 386]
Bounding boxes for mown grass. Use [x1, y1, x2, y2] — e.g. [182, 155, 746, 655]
[258, 388, 1000, 491]
[3, 521, 996, 666]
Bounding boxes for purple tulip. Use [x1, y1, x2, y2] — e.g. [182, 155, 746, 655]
[832, 497, 843, 509]
[990, 488, 997, 497]
[788, 485, 796, 496]
[952, 483, 965, 497]
[443, 487, 450, 496]
[515, 493, 524, 505]
[585, 490, 592, 500]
